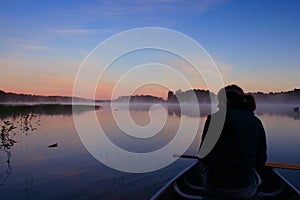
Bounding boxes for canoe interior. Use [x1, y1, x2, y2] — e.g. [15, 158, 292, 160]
[151, 161, 300, 200]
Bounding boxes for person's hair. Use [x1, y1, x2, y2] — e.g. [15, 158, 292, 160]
[243, 94, 256, 111]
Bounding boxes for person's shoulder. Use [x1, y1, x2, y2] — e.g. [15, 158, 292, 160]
[253, 115, 264, 127]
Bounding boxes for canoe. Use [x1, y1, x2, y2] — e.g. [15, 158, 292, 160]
[151, 161, 300, 200]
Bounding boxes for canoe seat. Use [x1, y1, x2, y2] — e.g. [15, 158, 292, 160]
[183, 176, 205, 191]
[259, 182, 285, 197]
[173, 182, 203, 200]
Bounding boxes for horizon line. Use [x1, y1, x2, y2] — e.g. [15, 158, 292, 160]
[1, 88, 300, 101]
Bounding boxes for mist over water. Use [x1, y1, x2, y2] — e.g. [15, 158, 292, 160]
[0, 103, 299, 199]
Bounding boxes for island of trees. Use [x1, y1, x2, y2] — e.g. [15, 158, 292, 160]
[0, 88, 300, 104]
[0, 90, 92, 103]
[249, 89, 300, 104]
[167, 89, 216, 103]
[114, 95, 164, 103]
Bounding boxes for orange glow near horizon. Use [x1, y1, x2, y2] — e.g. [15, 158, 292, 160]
[0, 73, 75, 97]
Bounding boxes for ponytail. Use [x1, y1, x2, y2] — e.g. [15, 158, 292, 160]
[243, 94, 256, 111]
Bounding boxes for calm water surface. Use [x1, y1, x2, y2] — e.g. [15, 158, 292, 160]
[0, 104, 299, 199]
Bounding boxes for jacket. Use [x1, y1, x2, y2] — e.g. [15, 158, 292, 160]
[201, 108, 267, 188]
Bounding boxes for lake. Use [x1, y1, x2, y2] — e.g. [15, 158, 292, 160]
[0, 104, 299, 199]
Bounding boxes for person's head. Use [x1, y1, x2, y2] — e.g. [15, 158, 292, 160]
[217, 84, 244, 109]
[217, 84, 256, 111]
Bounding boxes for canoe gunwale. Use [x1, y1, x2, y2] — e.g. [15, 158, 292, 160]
[173, 181, 203, 200]
[150, 161, 198, 200]
[151, 161, 300, 200]
[272, 169, 300, 196]
[183, 175, 204, 190]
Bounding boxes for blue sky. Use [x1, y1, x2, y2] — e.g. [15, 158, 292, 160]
[0, 0, 299, 99]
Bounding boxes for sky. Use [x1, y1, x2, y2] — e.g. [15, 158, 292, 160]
[0, 0, 299, 100]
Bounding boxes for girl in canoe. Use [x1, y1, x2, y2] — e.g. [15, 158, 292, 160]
[200, 85, 267, 200]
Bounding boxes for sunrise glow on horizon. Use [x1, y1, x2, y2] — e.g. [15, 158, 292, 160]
[1, 0, 299, 100]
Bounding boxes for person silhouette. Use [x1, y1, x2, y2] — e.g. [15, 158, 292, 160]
[200, 85, 267, 200]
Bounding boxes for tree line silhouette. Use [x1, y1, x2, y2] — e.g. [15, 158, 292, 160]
[1, 88, 300, 104]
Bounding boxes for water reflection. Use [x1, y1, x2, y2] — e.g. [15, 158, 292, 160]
[124, 103, 300, 120]
[25, 172, 33, 200]
[0, 120, 17, 186]
[0, 104, 99, 118]
[0, 115, 40, 188]
[19, 114, 41, 135]
[0, 104, 98, 188]
[165, 103, 300, 120]
[116, 103, 216, 118]
[255, 104, 300, 120]
[166, 104, 216, 118]
[293, 111, 300, 120]
[97, 105, 183, 153]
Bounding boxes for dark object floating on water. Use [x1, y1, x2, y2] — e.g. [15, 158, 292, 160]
[48, 143, 58, 148]
[151, 161, 300, 200]
[95, 105, 103, 109]
[294, 106, 299, 112]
